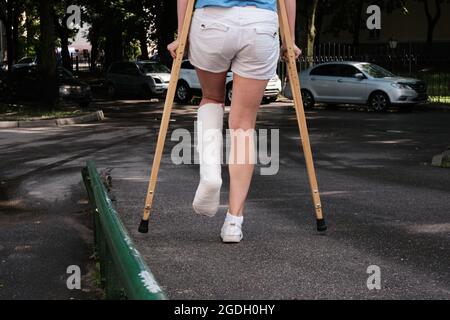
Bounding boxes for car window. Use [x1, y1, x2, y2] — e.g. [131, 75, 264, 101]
[310, 64, 339, 77]
[122, 63, 139, 75]
[138, 62, 170, 73]
[18, 58, 33, 64]
[357, 63, 394, 78]
[337, 65, 360, 78]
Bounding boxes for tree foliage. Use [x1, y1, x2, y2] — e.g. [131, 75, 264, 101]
[1, 0, 448, 107]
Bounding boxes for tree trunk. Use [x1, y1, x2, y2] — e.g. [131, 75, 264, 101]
[89, 27, 99, 71]
[139, 29, 149, 60]
[306, 0, 320, 66]
[155, 0, 177, 67]
[5, 0, 17, 71]
[39, 0, 58, 108]
[104, 26, 124, 70]
[12, 6, 19, 60]
[60, 16, 72, 71]
[352, 0, 365, 46]
[422, 0, 442, 45]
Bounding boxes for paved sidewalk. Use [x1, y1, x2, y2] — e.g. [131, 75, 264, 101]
[109, 103, 450, 299]
[1, 100, 449, 299]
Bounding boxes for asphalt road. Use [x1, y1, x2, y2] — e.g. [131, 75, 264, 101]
[1, 100, 449, 299]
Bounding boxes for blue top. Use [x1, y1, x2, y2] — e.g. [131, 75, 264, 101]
[195, 0, 277, 12]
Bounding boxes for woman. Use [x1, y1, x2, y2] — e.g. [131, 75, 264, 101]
[168, 0, 301, 243]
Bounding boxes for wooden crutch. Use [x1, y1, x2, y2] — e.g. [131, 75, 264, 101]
[277, 0, 327, 232]
[139, 0, 196, 233]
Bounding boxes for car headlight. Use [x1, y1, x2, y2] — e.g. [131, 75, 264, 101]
[153, 77, 162, 84]
[59, 86, 70, 95]
[391, 83, 412, 90]
[59, 85, 84, 95]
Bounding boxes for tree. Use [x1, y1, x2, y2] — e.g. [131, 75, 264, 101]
[296, 0, 321, 65]
[151, 0, 177, 66]
[415, 0, 447, 44]
[0, 0, 23, 70]
[53, 0, 79, 71]
[38, 0, 58, 107]
[321, 0, 408, 46]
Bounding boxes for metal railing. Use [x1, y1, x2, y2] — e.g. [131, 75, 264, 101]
[82, 160, 167, 300]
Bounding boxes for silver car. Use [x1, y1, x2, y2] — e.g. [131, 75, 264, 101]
[285, 62, 428, 112]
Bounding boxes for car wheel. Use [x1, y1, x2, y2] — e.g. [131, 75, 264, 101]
[225, 84, 233, 106]
[107, 83, 116, 98]
[176, 81, 192, 104]
[369, 92, 390, 112]
[140, 85, 152, 99]
[301, 90, 315, 109]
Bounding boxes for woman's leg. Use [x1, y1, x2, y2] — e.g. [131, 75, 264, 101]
[196, 68, 228, 106]
[228, 73, 269, 216]
[192, 68, 228, 217]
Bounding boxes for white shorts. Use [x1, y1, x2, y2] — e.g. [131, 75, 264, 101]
[188, 6, 280, 80]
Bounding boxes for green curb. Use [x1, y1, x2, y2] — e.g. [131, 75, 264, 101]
[82, 161, 167, 300]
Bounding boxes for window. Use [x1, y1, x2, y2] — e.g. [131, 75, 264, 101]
[310, 64, 339, 77]
[123, 63, 140, 75]
[18, 57, 34, 64]
[357, 63, 394, 78]
[138, 62, 170, 73]
[337, 65, 360, 78]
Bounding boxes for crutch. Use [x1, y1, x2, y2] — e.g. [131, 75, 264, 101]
[138, 0, 196, 233]
[277, 0, 327, 232]
[139, 0, 327, 233]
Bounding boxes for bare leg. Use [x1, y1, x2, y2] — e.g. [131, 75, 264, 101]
[228, 73, 269, 216]
[196, 68, 228, 106]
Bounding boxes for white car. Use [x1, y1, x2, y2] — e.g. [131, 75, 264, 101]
[177, 60, 282, 105]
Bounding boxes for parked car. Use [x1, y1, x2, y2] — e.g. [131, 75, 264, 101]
[284, 61, 428, 112]
[177, 60, 282, 105]
[58, 67, 92, 107]
[5, 65, 92, 107]
[13, 56, 38, 69]
[105, 61, 170, 98]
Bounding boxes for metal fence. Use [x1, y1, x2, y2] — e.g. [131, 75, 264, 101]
[82, 160, 167, 300]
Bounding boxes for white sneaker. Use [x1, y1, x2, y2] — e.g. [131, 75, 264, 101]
[221, 220, 243, 243]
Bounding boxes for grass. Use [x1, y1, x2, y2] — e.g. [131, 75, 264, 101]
[0, 102, 94, 121]
[429, 96, 450, 104]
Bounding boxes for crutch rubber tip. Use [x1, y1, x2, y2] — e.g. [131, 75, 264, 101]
[138, 219, 149, 233]
[316, 219, 327, 232]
